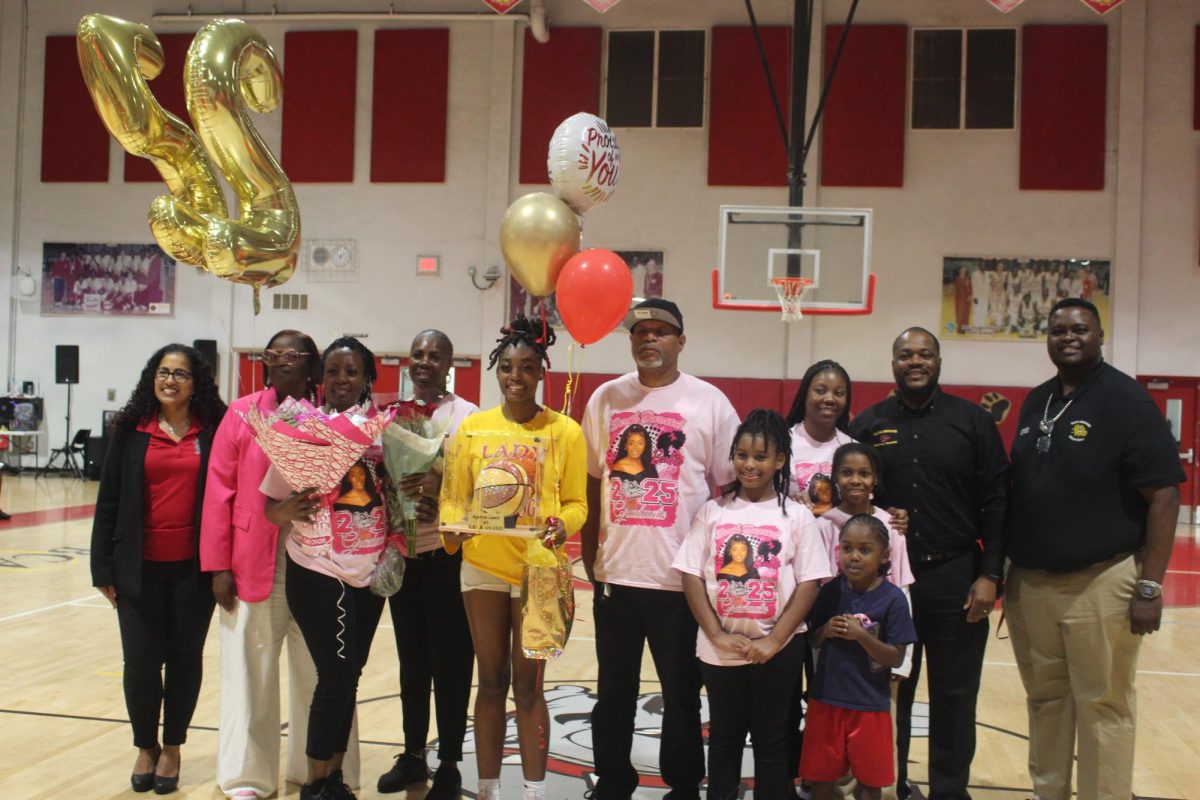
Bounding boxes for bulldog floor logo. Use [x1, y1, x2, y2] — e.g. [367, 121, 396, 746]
[425, 684, 930, 798]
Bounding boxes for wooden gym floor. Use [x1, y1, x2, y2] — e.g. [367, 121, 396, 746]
[1, 475, 1198, 799]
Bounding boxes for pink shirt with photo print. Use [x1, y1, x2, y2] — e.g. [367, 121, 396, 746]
[583, 372, 740, 591]
[787, 423, 854, 510]
[261, 409, 389, 588]
[672, 494, 831, 666]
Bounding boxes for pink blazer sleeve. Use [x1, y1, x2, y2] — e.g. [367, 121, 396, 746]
[199, 396, 248, 573]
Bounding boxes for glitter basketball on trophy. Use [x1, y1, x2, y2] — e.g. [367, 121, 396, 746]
[474, 459, 533, 519]
[440, 430, 546, 538]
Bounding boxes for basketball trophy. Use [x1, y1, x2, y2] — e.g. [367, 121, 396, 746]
[438, 430, 547, 538]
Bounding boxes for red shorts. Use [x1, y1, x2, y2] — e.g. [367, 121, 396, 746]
[799, 698, 895, 789]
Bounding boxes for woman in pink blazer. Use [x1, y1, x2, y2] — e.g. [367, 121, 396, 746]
[200, 330, 344, 800]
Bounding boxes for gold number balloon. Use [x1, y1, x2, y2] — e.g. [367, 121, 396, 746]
[76, 14, 300, 312]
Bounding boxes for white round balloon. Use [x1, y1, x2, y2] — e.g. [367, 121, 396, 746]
[547, 112, 621, 215]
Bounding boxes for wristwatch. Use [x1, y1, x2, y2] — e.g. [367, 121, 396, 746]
[1135, 579, 1163, 601]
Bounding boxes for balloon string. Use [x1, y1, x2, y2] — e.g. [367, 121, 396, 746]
[560, 342, 584, 417]
[538, 298, 548, 345]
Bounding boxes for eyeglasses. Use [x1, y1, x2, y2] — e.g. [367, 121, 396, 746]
[155, 368, 193, 383]
[263, 349, 310, 366]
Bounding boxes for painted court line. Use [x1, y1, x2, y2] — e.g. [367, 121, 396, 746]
[985, 660, 1200, 678]
[0, 594, 98, 624]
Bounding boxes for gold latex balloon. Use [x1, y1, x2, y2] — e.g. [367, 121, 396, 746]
[499, 193, 581, 298]
[76, 14, 299, 313]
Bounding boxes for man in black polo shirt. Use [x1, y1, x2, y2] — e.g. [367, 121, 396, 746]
[1005, 299, 1182, 800]
[849, 327, 1007, 800]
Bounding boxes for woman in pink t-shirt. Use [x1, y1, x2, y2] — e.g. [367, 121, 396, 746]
[264, 337, 389, 800]
[785, 360, 855, 508]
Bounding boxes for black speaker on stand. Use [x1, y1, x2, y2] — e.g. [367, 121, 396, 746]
[46, 345, 80, 476]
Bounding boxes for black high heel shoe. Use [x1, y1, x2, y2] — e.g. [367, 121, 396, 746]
[131, 745, 161, 793]
[153, 752, 180, 795]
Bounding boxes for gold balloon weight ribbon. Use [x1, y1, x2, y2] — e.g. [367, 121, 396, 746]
[77, 15, 300, 313]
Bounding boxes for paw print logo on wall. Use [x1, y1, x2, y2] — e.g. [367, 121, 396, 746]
[979, 391, 1011, 424]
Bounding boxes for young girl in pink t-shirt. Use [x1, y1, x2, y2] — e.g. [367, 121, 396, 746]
[672, 410, 831, 800]
[816, 443, 914, 594]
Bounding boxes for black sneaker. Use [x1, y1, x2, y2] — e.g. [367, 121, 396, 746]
[299, 779, 328, 800]
[324, 769, 357, 800]
[377, 753, 431, 793]
[426, 765, 463, 800]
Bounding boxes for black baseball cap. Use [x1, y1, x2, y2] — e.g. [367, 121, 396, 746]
[623, 298, 684, 334]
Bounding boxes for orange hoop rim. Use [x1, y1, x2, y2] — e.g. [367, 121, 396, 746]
[769, 276, 814, 291]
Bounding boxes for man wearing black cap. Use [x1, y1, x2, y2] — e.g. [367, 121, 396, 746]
[581, 298, 740, 800]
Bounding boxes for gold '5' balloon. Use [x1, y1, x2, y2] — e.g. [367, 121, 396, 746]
[76, 14, 300, 312]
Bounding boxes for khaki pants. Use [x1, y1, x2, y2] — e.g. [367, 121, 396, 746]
[216, 536, 361, 796]
[1005, 554, 1142, 800]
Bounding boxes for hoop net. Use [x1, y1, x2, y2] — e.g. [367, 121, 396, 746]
[770, 277, 814, 321]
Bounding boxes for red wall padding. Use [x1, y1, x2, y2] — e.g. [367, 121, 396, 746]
[42, 35, 110, 182]
[819, 24, 907, 188]
[546, 372, 1029, 450]
[1020, 25, 1107, 191]
[518, 28, 602, 185]
[707, 26, 791, 187]
[371, 29, 450, 183]
[1194, 27, 1200, 131]
[125, 33, 193, 182]
[281, 31, 357, 183]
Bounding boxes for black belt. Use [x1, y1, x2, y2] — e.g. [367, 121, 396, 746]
[913, 549, 975, 565]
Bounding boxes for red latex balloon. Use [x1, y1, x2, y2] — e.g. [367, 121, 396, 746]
[555, 248, 633, 345]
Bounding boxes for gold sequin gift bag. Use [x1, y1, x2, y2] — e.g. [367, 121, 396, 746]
[519, 541, 575, 660]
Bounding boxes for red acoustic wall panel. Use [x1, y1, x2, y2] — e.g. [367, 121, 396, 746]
[1020, 25, 1107, 191]
[519, 28, 602, 185]
[819, 24, 907, 188]
[708, 26, 790, 187]
[281, 30, 357, 182]
[125, 33, 193, 182]
[42, 35, 110, 182]
[371, 29, 449, 183]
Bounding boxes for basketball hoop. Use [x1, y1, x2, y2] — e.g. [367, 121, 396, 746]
[770, 277, 814, 321]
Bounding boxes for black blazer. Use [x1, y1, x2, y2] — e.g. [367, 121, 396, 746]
[90, 424, 216, 598]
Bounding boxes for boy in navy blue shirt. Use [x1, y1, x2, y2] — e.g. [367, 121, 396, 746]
[801, 514, 917, 800]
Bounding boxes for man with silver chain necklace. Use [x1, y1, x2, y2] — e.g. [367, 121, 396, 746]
[1004, 298, 1182, 800]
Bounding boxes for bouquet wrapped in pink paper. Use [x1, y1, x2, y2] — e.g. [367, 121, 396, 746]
[241, 397, 397, 542]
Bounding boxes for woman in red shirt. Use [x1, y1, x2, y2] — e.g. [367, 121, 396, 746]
[91, 344, 227, 795]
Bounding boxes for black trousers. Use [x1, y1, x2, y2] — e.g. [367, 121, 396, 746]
[897, 553, 989, 800]
[386, 550, 474, 762]
[286, 554, 385, 761]
[115, 559, 215, 748]
[591, 583, 704, 799]
[701, 635, 805, 800]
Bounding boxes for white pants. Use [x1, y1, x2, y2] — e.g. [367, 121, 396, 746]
[216, 536, 361, 796]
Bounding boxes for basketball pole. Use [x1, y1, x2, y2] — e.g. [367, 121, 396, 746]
[744, 0, 861, 378]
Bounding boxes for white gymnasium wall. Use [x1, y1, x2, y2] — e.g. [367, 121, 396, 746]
[0, 0, 1197, 453]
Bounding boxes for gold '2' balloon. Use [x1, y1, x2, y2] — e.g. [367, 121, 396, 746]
[76, 14, 300, 313]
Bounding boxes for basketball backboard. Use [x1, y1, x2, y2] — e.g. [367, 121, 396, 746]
[713, 206, 875, 315]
